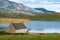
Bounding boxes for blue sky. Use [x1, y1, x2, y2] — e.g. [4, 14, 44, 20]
[9, 0, 60, 12]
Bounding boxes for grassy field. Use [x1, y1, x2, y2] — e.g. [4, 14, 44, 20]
[0, 18, 31, 23]
[1, 13, 60, 21]
[0, 33, 60, 40]
[27, 13, 60, 21]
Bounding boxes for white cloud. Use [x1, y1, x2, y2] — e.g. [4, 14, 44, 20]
[25, 3, 60, 12]
[9, 0, 60, 12]
[10, 0, 37, 3]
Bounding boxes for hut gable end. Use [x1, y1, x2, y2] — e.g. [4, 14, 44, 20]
[5, 24, 15, 33]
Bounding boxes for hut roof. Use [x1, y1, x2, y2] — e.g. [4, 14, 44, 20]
[11, 23, 27, 30]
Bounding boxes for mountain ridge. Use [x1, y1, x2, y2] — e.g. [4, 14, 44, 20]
[34, 8, 56, 13]
[0, 0, 43, 15]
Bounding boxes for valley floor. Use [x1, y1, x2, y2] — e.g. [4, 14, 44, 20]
[0, 33, 60, 40]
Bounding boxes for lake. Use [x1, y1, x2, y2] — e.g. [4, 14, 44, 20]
[0, 21, 60, 33]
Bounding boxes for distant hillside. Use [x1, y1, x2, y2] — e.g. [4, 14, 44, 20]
[0, 0, 43, 15]
[0, 10, 34, 18]
[0, 11, 60, 21]
[34, 8, 56, 13]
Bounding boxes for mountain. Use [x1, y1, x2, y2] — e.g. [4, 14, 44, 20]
[34, 8, 56, 13]
[0, 0, 43, 15]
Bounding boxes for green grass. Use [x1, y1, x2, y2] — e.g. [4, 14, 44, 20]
[0, 33, 60, 40]
[28, 13, 60, 21]
[0, 31, 60, 40]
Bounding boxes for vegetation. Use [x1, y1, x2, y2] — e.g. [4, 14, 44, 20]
[0, 31, 60, 40]
[0, 32, 60, 40]
[28, 13, 60, 21]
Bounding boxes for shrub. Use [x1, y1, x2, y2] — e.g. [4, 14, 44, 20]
[0, 31, 6, 35]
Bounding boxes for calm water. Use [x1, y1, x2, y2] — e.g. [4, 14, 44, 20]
[0, 21, 60, 33]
